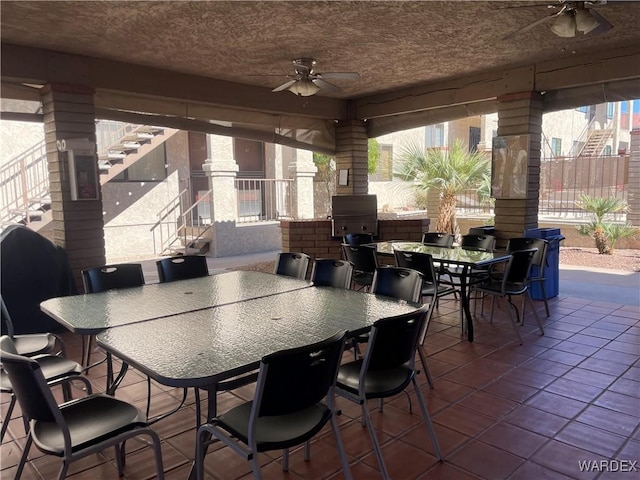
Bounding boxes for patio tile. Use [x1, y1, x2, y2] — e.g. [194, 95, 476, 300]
[525, 391, 588, 419]
[576, 405, 640, 437]
[477, 422, 548, 458]
[530, 440, 607, 480]
[554, 421, 627, 457]
[544, 377, 603, 403]
[447, 440, 524, 480]
[593, 390, 640, 417]
[504, 405, 570, 437]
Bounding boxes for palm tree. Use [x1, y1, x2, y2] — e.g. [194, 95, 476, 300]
[575, 194, 634, 254]
[396, 139, 490, 239]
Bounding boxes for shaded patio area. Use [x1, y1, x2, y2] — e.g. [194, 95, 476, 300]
[2, 285, 638, 480]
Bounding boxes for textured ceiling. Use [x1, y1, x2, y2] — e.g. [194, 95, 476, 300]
[2, 0, 640, 100]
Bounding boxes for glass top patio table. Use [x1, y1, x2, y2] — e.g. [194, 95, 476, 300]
[96, 286, 421, 390]
[40, 270, 311, 335]
[368, 241, 511, 341]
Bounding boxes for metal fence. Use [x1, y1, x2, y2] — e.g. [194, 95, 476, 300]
[455, 154, 629, 220]
[235, 178, 293, 223]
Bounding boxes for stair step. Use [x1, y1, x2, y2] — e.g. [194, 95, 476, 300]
[110, 142, 141, 151]
[121, 132, 154, 142]
[135, 126, 164, 134]
[10, 209, 43, 219]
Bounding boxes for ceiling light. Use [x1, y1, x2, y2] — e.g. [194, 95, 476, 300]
[288, 79, 320, 97]
[575, 7, 600, 34]
[550, 12, 576, 38]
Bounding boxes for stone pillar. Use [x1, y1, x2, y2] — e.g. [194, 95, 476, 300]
[628, 130, 640, 226]
[288, 150, 317, 219]
[334, 120, 368, 195]
[203, 153, 239, 257]
[41, 83, 105, 290]
[494, 91, 543, 248]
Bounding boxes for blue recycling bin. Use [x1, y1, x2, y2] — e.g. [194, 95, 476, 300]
[524, 228, 565, 300]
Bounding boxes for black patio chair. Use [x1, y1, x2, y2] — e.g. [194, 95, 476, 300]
[507, 237, 550, 317]
[156, 255, 209, 283]
[472, 248, 545, 344]
[274, 252, 311, 280]
[195, 330, 351, 480]
[0, 336, 90, 443]
[341, 243, 378, 291]
[310, 259, 354, 289]
[80, 263, 145, 370]
[336, 307, 442, 479]
[343, 233, 375, 245]
[1, 296, 64, 358]
[0, 338, 164, 480]
[421, 231, 455, 248]
[394, 250, 458, 386]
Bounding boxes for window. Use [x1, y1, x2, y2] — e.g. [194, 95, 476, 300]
[112, 145, 167, 182]
[551, 138, 562, 156]
[425, 124, 445, 148]
[606, 102, 614, 120]
[577, 106, 589, 114]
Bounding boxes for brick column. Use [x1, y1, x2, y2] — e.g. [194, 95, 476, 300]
[288, 149, 317, 219]
[627, 130, 640, 226]
[42, 83, 105, 290]
[334, 120, 368, 195]
[494, 91, 543, 248]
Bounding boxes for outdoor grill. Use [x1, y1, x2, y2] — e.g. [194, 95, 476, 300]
[331, 194, 378, 238]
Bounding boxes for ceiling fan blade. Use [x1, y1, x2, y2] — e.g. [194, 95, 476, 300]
[272, 79, 297, 92]
[502, 7, 566, 40]
[312, 78, 341, 93]
[587, 8, 613, 35]
[317, 72, 360, 80]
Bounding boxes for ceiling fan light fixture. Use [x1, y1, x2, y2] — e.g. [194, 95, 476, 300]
[575, 7, 600, 34]
[550, 12, 576, 38]
[288, 78, 320, 97]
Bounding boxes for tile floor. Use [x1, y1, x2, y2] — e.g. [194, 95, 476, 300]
[2, 291, 639, 480]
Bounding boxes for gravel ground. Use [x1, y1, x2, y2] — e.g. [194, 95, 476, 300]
[559, 247, 640, 272]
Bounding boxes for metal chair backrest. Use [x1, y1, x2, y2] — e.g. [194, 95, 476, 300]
[255, 330, 347, 417]
[343, 233, 375, 246]
[156, 255, 209, 283]
[310, 259, 354, 289]
[371, 267, 422, 303]
[394, 250, 438, 284]
[274, 252, 311, 280]
[421, 232, 454, 248]
[365, 306, 428, 372]
[460, 234, 495, 252]
[82, 263, 145, 293]
[341, 244, 378, 274]
[507, 237, 548, 271]
[501, 248, 538, 292]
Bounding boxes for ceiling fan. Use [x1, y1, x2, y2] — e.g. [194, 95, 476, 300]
[502, 1, 613, 40]
[271, 58, 360, 97]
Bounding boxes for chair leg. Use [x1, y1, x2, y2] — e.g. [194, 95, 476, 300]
[418, 347, 435, 389]
[330, 412, 353, 480]
[115, 443, 124, 476]
[1, 395, 16, 442]
[282, 448, 290, 471]
[362, 403, 390, 480]
[540, 281, 550, 317]
[304, 440, 311, 461]
[412, 377, 443, 461]
[526, 292, 545, 336]
[15, 433, 33, 480]
[505, 298, 524, 345]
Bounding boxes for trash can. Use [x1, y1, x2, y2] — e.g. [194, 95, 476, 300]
[524, 227, 565, 300]
[468, 226, 496, 236]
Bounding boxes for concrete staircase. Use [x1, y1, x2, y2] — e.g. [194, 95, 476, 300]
[0, 122, 179, 232]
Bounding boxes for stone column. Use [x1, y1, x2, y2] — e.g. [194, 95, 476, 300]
[41, 83, 105, 290]
[628, 130, 640, 226]
[203, 156, 239, 257]
[334, 119, 368, 195]
[494, 91, 543, 248]
[288, 150, 317, 219]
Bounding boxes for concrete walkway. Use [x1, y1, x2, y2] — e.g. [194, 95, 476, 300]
[559, 264, 640, 306]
